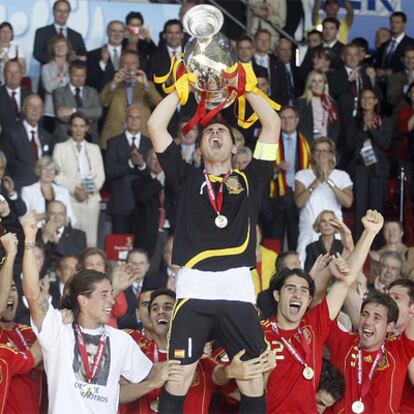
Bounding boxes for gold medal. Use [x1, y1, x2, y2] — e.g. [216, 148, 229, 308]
[149, 397, 159, 412]
[302, 366, 314, 380]
[84, 383, 96, 396]
[215, 214, 228, 228]
[351, 400, 365, 413]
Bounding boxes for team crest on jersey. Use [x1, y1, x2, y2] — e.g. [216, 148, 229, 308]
[224, 176, 244, 195]
[377, 353, 390, 371]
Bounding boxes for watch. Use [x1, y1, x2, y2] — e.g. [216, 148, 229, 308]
[327, 178, 336, 188]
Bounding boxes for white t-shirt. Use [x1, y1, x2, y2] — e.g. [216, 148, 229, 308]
[32, 307, 152, 414]
[295, 168, 353, 263]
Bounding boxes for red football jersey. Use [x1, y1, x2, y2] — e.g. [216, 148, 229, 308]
[0, 344, 34, 414]
[262, 298, 333, 414]
[0, 324, 43, 413]
[399, 376, 414, 413]
[122, 333, 218, 414]
[326, 322, 414, 413]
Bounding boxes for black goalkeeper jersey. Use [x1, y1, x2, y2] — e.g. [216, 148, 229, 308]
[157, 141, 273, 271]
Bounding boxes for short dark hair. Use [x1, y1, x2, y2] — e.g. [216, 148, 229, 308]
[136, 288, 154, 308]
[148, 288, 176, 314]
[79, 247, 110, 273]
[53, 0, 71, 12]
[322, 17, 340, 30]
[254, 65, 269, 80]
[269, 268, 316, 298]
[57, 254, 79, 270]
[390, 11, 407, 23]
[318, 359, 345, 401]
[307, 29, 323, 39]
[61, 270, 111, 319]
[199, 118, 236, 145]
[254, 29, 271, 39]
[127, 248, 149, 262]
[237, 35, 254, 46]
[361, 292, 399, 324]
[402, 44, 414, 57]
[389, 278, 414, 303]
[275, 251, 299, 272]
[69, 59, 87, 72]
[314, 46, 336, 62]
[0, 22, 13, 41]
[69, 111, 91, 127]
[351, 37, 369, 53]
[126, 11, 144, 25]
[163, 19, 183, 33]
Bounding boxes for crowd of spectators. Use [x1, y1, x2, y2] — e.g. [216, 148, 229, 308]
[1, 0, 414, 413]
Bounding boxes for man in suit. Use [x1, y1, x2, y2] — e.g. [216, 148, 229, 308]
[100, 49, 161, 149]
[275, 38, 301, 105]
[148, 19, 192, 138]
[49, 254, 79, 309]
[321, 17, 344, 69]
[0, 95, 52, 190]
[36, 200, 86, 276]
[117, 248, 151, 330]
[86, 20, 126, 92]
[253, 29, 285, 103]
[387, 45, 414, 113]
[131, 149, 173, 271]
[0, 61, 32, 133]
[263, 106, 310, 250]
[53, 60, 102, 144]
[148, 19, 184, 94]
[0, 151, 26, 218]
[105, 104, 152, 234]
[33, 0, 86, 65]
[375, 12, 414, 77]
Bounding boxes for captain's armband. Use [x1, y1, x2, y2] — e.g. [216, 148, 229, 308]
[253, 142, 278, 161]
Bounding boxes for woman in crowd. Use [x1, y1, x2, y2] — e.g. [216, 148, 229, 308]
[294, 137, 353, 264]
[347, 87, 391, 241]
[304, 210, 344, 272]
[53, 112, 105, 247]
[21, 156, 76, 226]
[295, 70, 340, 144]
[41, 35, 71, 133]
[0, 21, 26, 83]
[78, 247, 129, 328]
[398, 82, 414, 161]
[370, 220, 414, 280]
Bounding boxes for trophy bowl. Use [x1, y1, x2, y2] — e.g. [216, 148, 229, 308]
[182, 5, 239, 110]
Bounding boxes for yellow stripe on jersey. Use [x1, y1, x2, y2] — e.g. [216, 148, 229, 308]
[185, 222, 251, 268]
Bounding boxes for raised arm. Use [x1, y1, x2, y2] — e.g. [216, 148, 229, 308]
[326, 210, 383, 320]
[245, 92, 280, 145]
[312, 0, 323, 26]
[0, 233, 18, 313]
[343, 0, 355, 27]
[147, 91, 179, 153]
[20, 213, 49, 331]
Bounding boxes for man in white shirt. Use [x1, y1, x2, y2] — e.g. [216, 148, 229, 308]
[21, 212, 178, 414]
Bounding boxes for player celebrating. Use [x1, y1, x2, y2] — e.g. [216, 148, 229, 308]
[262, 210, 384, 413]
[147, 89, 280, 413]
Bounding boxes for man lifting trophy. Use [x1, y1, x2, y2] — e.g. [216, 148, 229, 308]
[148, 5, 281, 413]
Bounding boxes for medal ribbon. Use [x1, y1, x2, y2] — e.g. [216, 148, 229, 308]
[271, 322, 311, 369]
[10, 325, 30, 351]
[356, 343, 384, 401]
[74, 323, 107, 383]
[203, 169, 232, 218]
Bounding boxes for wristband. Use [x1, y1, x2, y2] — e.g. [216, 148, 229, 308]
[24, 241, 35, 250]
[253, 142, 278, 161]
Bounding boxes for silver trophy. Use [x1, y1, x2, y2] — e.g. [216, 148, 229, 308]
[182, 5, 239, 110]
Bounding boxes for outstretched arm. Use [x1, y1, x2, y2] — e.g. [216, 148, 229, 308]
[343, 0, 355, 26]
[21, 213, 49, 331]
[245, 92, 280, 145]
[326, 210, 383, 320]
[147, 91, 179, 153]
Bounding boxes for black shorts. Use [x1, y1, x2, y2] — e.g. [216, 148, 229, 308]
[168, 298, 267, 365]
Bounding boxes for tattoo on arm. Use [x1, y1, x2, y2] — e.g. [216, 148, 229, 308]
[38, 296, 49, 315]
